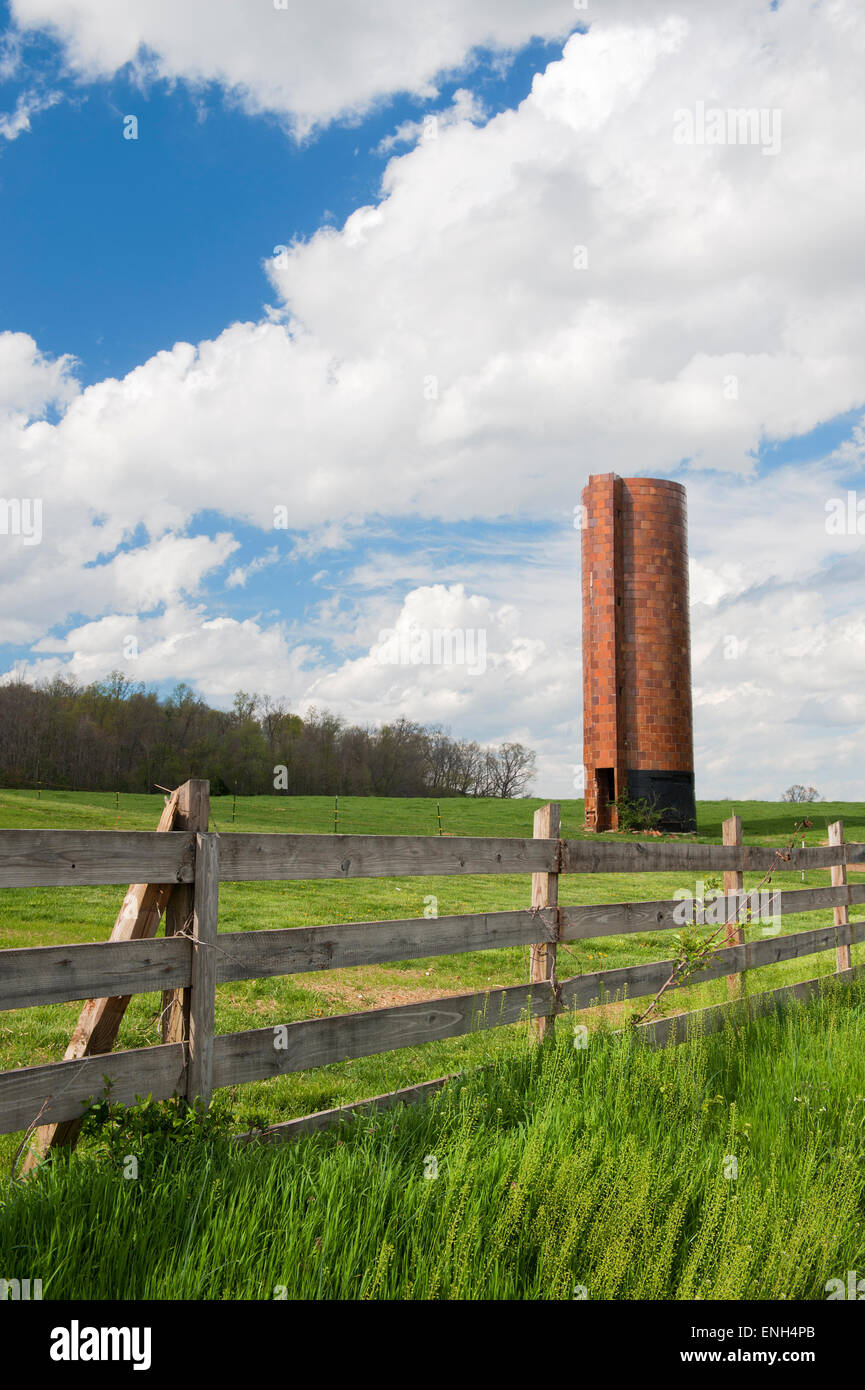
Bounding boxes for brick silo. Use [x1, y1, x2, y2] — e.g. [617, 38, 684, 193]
[580, 473, 696, 832]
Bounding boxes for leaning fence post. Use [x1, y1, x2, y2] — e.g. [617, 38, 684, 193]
[829, 821, 852, 973]
[723, 815, 745, 998]
[530, 802, 561, 1042]
[187, 831, 219, 1109]
[20, 781, 190, 1173]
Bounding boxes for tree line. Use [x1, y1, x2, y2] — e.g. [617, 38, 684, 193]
[0, 672, 537, 798]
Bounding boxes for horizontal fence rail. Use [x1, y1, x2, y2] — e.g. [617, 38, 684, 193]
[560, 883, 865, 939]
[233, 966, 865, 1146]
[4, 828, 864, 889]
[0, 937, 191, 1011]
[1, 805, 864, 1143]
[0, 1044, 187, 1137]
[0, 829, 196, 887]
[4, 885, 865, 1013]
[633, 965, 865, 1050]
[3, 921, 864, 1134]
[562, 840, 865, 874]
[218, 833, 558, 881]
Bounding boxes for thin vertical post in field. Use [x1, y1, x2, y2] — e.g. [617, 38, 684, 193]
[530, 802, 561, 1042]
[187, 832, 219, 1109]
[829, 821, 851, 972]
[723, 814, 745, 998]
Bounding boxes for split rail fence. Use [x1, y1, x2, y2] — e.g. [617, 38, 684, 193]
[1, 784, 864, 1154]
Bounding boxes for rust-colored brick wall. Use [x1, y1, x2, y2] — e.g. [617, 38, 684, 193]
[581, 473, 696, 831]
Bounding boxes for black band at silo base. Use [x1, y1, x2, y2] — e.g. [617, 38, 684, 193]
[626, 769, 697, 832]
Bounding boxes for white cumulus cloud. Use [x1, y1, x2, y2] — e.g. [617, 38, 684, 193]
[10, 0, 575, 137]
[3, 2, 865, 797]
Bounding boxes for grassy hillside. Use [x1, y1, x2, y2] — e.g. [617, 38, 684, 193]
[3, 786, 864, 841]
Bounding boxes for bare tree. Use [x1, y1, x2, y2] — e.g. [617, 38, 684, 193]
[781, 784, 821, 803]
[486, 742, 537, 798]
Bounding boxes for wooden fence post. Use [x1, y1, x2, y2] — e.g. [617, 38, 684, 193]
[186, 832, 219, 1109]
[723, 815, 745, 998]
[162, 779, 210, 1044]
[829, 821, 852, 973]
[530, 802, 561, 1042]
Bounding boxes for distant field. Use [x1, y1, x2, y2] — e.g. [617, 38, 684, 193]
[5, 786, 864, 841]
[1, 789, 863, 1167]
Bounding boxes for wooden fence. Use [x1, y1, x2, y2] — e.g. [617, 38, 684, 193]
[1, 795, 864, 1149]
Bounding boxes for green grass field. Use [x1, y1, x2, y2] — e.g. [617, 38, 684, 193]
[1, 789, 862, 1161]
[2, 978, 864, 1300]
[1, 789, 863, 1299]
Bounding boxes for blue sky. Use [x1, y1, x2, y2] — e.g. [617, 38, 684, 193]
[1, 0, 864, 798]
[0, 6, 567, 386]
[0, 10, 571, 682]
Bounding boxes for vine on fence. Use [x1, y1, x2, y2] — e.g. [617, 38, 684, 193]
[627, 819, 813, 1028]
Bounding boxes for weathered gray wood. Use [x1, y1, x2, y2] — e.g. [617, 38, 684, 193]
[559, 897, 697, 939]
[0, 937, 191, 1011]
[4, 804, 864, 1146]
[173, 880, 865, 987]
[10, 890, 846, 1015]
[233, 1074, 458, 1146]
[634, 966, 865, 1050]
[220, 833, 862, 881]
[233, 961, 865, 1146]
[217, 833, 558, 882]
[18, 788, 187, 1172]
[724, 815, 745, 997]
[4, 923, 861, 1136]
[7, 877, 846, 1014]
[215, 908, 556, 982]
[769, 884, 865, 914]
[186, 833, 219, 1108]
[2, 824, 860, 888]
[724, 925, 865, 976]
[2, 876, 851, 1010]
[212, 982, 552, 1088]
[162, 780, 210, 1045]
[0, 828, 195, 887]
[829, 821, 851, 972]
[560, 921, 865, 1012]
[530, 803, 560, 1042]
[214, 916, 865, 1089]
[562, 839, 863, 875]
[5, 879, 829, 1006]
[0, 1043, 187, 1137]
[558, 884, 865, 941]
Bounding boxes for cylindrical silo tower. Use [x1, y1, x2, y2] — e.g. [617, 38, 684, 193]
[580, 473, 696, 832]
